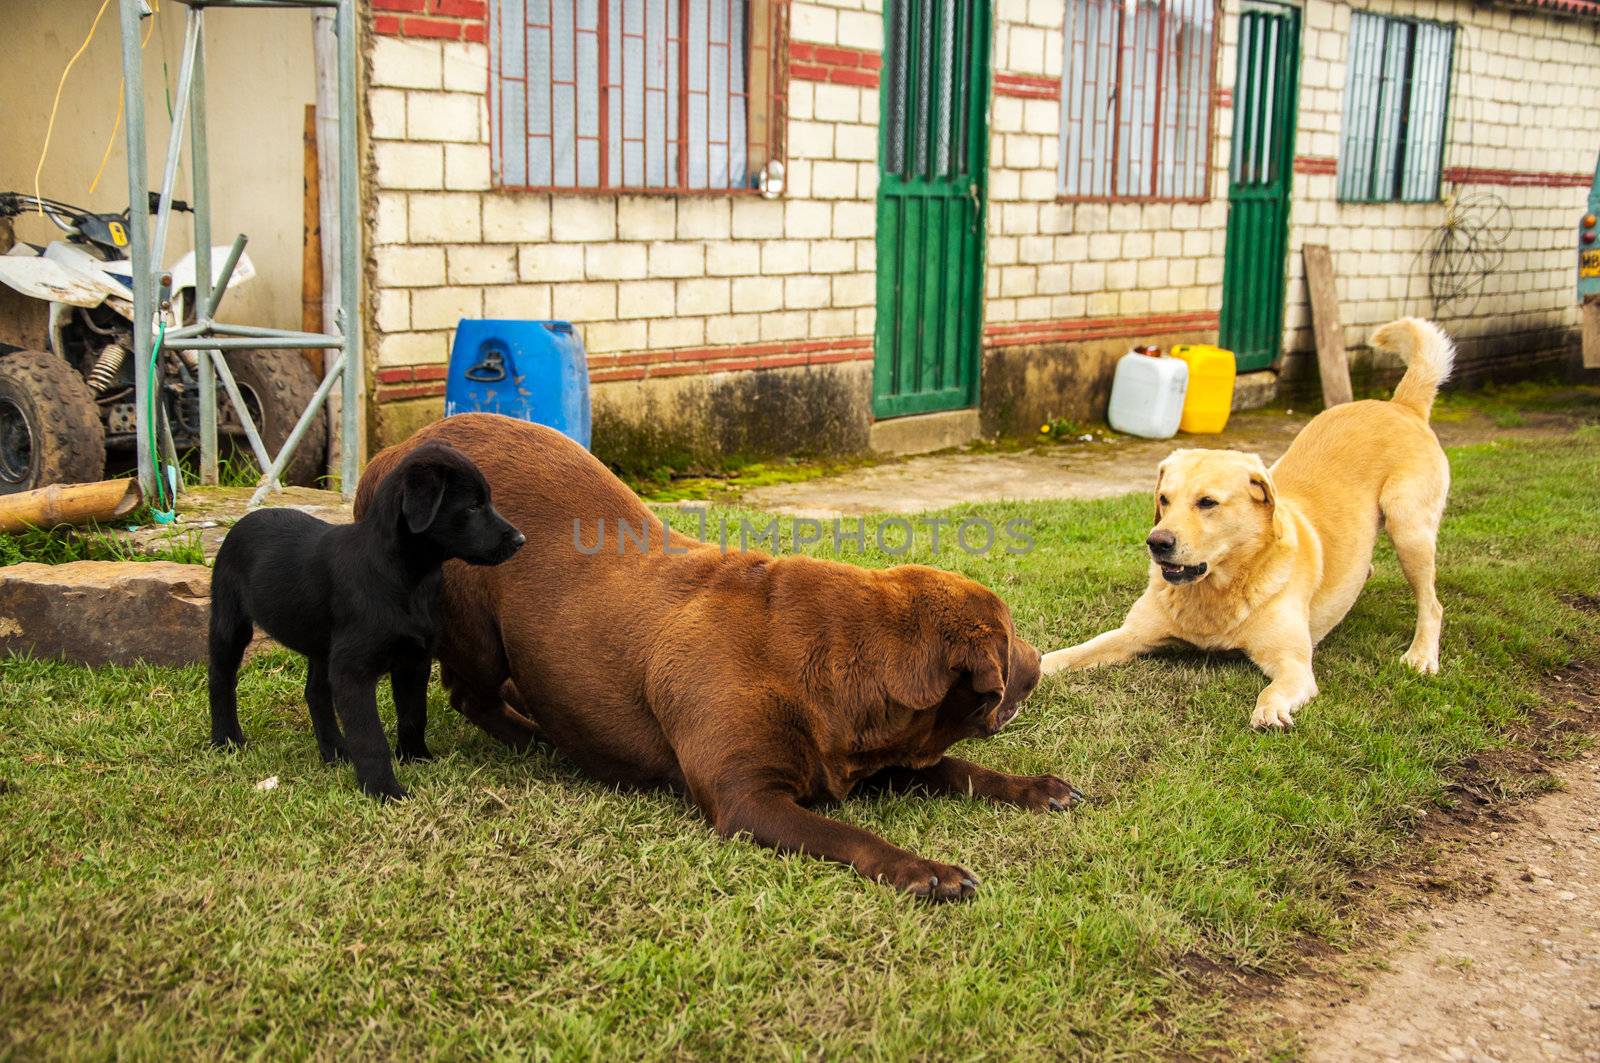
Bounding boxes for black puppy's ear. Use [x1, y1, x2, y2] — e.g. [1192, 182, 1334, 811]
[401, 461, 447, 534]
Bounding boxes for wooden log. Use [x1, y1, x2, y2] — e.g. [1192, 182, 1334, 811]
[300, 103, 325, 374]
[1303, 243, 1353, 407]
[1582, 298, 1600, 370]
[0, 479, 143, 535]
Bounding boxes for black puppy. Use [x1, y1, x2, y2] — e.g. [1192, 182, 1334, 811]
[207, 442, 523, 799]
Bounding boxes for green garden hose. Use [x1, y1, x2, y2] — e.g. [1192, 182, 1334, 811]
[146, 321, 175, 523]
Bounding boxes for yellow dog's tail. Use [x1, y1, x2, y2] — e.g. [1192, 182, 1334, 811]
[1371, 316, 1455, 421]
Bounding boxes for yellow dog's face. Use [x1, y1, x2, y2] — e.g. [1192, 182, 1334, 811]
[1147, 449, 1283, 585]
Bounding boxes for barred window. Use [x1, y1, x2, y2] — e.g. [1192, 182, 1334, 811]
[1058, 0, 1217, 201]
[490, 0, 786, 193]
[1337, 12, 1454, 203]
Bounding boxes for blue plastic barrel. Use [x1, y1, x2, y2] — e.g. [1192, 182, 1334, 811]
[445, 319, 591, 448]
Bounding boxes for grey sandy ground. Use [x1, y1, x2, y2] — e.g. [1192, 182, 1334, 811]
[127, 400, 1589, 557]
[740, 406, 1588, 517]
[1281, 746, 1600, 1062]
[122, 484, 350, 560]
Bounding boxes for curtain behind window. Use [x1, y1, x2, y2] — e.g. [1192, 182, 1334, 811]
[495, 0, 750, 190]
[1337, 12, 1454, 202]
[1060, 0, 1214, 200]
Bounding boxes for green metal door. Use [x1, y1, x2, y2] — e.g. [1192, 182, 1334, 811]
[1219, 2, 1301, 373]
[873, 0, 989, 419]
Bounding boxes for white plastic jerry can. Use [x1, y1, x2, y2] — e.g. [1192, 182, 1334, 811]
[1107, 346, 1190, 439]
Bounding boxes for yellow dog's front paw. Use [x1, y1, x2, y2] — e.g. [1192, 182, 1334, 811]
[1251, 702, 1296, 730]
[1039, 648, 1078, 675]
[1402, 648, 1439, 674]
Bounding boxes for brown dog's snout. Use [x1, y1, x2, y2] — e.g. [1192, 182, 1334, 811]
[1146, 529, 1176, 556]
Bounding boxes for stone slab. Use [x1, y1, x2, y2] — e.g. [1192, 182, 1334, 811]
[0, 561, 213, 667]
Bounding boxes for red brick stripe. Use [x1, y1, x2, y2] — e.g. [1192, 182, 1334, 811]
[374, 337, 876, 399]
[1444, 166, 1591, 189]
[789, 42, 881, 88]
[375, 382, 448, 403]
[430, 0, 486, 17]
[993, 72, 1060, 100]
[376, 365, 449, 385]
[1293, 155, 1338, 175]
[373, 364, 449, 404]
[589, 335, 873, 384]
[1291, 156, 1588, 187]
[984, 310, 1218, 348]
[1513, 0, 1600, 16]
[372, 0, 485, 41]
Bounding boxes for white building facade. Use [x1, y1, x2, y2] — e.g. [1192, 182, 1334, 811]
[363, 0, 1600, 464]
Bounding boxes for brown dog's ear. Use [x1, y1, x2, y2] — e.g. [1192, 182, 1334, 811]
[835, 571, 1011, 715]
[875, 620, 1008, 713]
[949, 624, 1008, 717]
[874, 630, 955, 711]
[402, 460, 447, 534]
[1245, 457, 1285, 540]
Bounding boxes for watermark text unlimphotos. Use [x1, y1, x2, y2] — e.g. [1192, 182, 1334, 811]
[572, 512, 1034, 558]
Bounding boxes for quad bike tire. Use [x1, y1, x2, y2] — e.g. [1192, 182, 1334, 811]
[0, 349, 106, 496]
[222, 348, 327, 487]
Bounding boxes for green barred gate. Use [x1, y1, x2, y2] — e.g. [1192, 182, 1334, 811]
[1219, 1, 1302, 373]
[872, 0, 990, 419]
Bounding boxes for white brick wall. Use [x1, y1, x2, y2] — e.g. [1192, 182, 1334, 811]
[366, 2, 882, 371]
[986, 0, 1231, 329]
[366, 0, 1598, 393]
[1281, 0, 1600, 363]
[985, 0, 1597, 374]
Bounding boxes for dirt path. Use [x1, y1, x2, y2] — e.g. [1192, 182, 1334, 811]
[1270, 666, 1600, 1062]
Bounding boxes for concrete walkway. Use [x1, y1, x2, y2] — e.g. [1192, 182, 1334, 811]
[739, 403, 1592, 517]
[123, 392, 1594, 558]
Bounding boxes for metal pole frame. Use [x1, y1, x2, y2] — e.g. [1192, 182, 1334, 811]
[121, 0, 361, 510]
[119, 0, 154, 500]
[335, 0, 362, 499]
[190, 8, 219, 485]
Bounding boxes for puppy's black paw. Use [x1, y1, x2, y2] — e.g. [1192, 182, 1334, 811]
[209, 732, 245, 751]
[319, 744, 351, 766]
[362, 781, 410, 802]
[396, 742, 433, 763]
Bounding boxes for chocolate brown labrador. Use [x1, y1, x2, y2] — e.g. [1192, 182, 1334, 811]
[356, 414, 1082, 899]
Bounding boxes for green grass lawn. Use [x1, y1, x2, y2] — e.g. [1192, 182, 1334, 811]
[2, 428, 1597, 1059]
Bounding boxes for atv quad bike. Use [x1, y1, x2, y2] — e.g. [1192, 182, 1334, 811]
[0, 192, 325, 495]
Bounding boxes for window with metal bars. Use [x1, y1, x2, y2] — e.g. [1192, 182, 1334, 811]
[1057, 0, 1218, 201]
[1337, 12, 1454, 203]
[881, 0, 978, 181]
[490, 0, 786, 193]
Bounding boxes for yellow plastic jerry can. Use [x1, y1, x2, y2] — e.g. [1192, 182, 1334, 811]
[1169, 344, 1236, 434]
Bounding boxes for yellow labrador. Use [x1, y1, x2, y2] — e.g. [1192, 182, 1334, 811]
[1043, 318, 1452, 729]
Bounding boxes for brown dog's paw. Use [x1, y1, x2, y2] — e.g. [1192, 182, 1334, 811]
[1004, 773, 1086, 812]
[875, 857, 980, 901]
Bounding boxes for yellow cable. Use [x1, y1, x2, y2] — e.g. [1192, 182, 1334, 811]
[88, 10, 159, 196]
[89, 95, 125, 196]
[34, 0, 114, 216]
